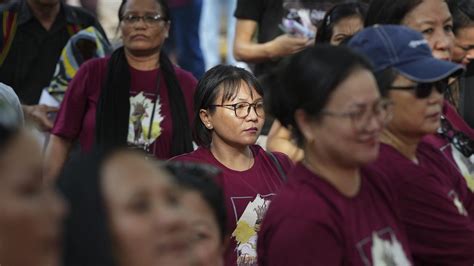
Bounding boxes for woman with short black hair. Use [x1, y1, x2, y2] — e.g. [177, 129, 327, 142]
[172, 64, 293, 266]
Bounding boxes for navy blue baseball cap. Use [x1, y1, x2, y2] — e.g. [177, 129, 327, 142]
[348, 25, 464, 82]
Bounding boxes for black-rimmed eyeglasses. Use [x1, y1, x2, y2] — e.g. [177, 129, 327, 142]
[209, 101, 264, 118]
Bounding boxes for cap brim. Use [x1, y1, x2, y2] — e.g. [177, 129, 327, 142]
[395, 57, 464, 83]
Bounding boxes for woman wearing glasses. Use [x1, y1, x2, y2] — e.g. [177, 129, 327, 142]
[172, 65, 293, 266]
[257, 45, 412, 265]
[44, 0, 197, 181]
[349, 25, 474, 265]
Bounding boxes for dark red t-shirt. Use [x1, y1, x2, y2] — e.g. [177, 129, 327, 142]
[52, 57, 197, 159]
[422, 101, 474, 191]
[172, 145, 293, 266]
[371, 142, 474, 265]
[257, 163, 413, 266]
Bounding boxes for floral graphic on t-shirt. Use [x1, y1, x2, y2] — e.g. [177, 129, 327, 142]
[448, 190, 468, 216]
[451, 147, 474, 192]
[371, 233, 411, 266]
[127, 92, 164, 147]
[232, 195, 269, 266]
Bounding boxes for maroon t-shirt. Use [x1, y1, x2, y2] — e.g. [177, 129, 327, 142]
[422, 101, 474, 191]
[172, 145, 293, 266]
[371, 142, 474, 265]
[257, 163, 413, 266]
[52, 57, 197, 159]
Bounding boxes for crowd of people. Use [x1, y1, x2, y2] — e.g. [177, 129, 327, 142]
[1, 0, 474, 265]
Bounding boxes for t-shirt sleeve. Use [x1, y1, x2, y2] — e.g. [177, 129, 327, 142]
[258, 218, 343, 266]
[51, 61, 93, 140]
[234, 0, 264, 21]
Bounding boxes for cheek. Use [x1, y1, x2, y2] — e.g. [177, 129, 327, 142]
[109, 212, 155, 263]
[452, 46, 465, 60]
[390, 100, 430, 133]
[193, 238, 221, 263]
[0, 198, 45, 263]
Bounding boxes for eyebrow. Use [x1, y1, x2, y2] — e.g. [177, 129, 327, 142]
[418, 16, 453, 25]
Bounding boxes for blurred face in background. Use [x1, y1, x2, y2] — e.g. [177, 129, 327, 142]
[401, 0, 455, 60]
[453, 26, 474, 65]
[0, 130, 67, 266]
[102, 152, 195, 266]
[330, 15, 364, 45]
[181, 190, 224, 266]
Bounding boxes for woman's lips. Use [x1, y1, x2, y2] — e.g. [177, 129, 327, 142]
[244, 127, 258, 133]
[426, 111, 441, 120]
[131, 34, 148, 40]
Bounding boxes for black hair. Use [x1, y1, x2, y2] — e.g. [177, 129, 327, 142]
[193, 65, 264, 148]
[57, 150, 117, 266]
[316, 2, 367, 44]
[451, 0, 474, 34]
[267, 45, 373, 146]
[96, 0, 194, 157]
[365, 0, 423, 26]
[374, 68, 398, 97]
[165, 161, 227, 241]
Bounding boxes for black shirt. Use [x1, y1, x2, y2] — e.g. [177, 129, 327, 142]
[0, 0, 104, 104]
[234, 0, 284, 78]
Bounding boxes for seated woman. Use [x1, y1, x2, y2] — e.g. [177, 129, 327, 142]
[44, 0, 197, 181]
[349, 25, 474, 265]
[172, 65, 293, 266]
[0, 101, 67, 266]
[166, 161, 227, 266]
[365, 0, 474, 192]
[266, 1, 367, 162]
[257, 45, 412, 265]
[58, 149, 196, 266]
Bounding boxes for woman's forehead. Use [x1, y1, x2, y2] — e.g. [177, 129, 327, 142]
[216, 81, 261, 103]
[123, 0, 162, 13]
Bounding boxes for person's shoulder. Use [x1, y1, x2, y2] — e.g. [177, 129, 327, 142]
[72, 57, 109, 83]
[81, 57, 109, 70]
[173, 65, 197, 83]
[268, 177, 338, 225]
[253, 145, 294, 171]
[170, 147, 209, 163]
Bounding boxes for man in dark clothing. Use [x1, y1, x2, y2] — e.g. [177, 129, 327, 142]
[0, 0, 105, 130]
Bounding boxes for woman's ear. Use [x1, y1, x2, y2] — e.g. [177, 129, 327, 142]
[294, 109, 317, 143]
[199, 109, 213, 130]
